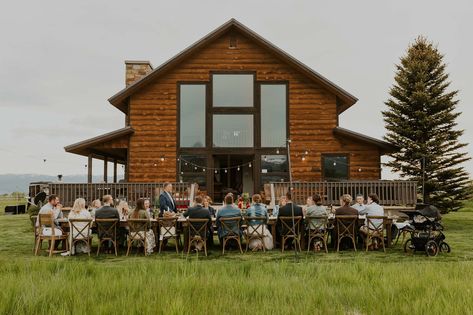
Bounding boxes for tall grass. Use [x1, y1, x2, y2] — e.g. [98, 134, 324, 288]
[0, 200, 472, 314]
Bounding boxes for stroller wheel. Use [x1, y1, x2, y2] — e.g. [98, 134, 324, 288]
[425, 240, 439, 257]
[439, 242, 451, 253]
[403, 239, 415, 254]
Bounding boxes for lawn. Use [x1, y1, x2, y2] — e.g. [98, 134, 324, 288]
[0, 199, 472, 315]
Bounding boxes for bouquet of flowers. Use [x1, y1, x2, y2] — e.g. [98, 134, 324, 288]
[237, 193, 251, 210]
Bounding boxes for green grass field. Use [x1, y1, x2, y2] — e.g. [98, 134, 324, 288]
[1, 199, 472, 314]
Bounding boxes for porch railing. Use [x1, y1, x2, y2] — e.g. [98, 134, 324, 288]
[267, 181, 418, 206]
[29, 182, 195, 208]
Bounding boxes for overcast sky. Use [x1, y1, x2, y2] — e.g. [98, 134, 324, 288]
[0, 0, 471, 180]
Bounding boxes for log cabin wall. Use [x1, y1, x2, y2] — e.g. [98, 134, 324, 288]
[127, 31, 381, 183]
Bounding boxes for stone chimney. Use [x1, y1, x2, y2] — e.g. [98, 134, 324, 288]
[125, 60, 153, 86]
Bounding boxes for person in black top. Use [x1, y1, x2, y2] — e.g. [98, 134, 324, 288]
[184, 196, 212, 249]
[276, 192, 304, 248]
[95, 195, 124, 250]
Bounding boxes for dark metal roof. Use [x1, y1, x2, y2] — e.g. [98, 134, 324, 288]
[64, 127, 133, 160]
[108, 18, 358, 113]
[333, 127, 397, 153]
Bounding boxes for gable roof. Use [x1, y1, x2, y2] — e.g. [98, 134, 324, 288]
[108, 18, 358, 113]
[333, 127, 397, 154]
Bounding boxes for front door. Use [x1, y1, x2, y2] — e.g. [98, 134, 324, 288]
[212, 154, 254, 202]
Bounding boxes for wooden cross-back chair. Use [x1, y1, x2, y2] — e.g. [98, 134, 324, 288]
[158, 217, 180, 254]
[95, 218, 119, 256]
[126, 219, 149, 256]
[219, 216, 243, 255]
[31, 215, 39, 253]
[69, 218, 93, 256]
[244, 216, 267, 252]
[35, 213, 68, 257]
[306, 215, 329, 253]
[336, 215, 358, 252]
[187, 218, 209, 256]
[279, 216, 303, 252]
[365, 216, 386, 252]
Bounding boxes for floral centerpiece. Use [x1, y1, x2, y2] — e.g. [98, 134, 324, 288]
[237, 193, 251, 211]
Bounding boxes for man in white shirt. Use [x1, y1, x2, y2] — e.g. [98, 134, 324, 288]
[37, 194, 63, 226]
[352, 194, 366, 213]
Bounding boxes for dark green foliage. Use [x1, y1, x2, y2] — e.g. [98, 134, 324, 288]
[383, 36, 471, 212]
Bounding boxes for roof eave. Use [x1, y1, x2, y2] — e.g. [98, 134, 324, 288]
[333, 127, 398, 154]
[64, 127, 134, 153]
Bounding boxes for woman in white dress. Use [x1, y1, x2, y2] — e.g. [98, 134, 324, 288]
[245, 194, 274, 251]
[68, 198, 93, 255]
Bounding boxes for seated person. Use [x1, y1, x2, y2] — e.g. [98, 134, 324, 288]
[272, 195, 287, 216]
[359, 194, 385, 248]
[245, 194, 273, 250]
[95, 195, 122, 249]
[116, 200, 130, 220]
[144, 199, 154, 219]
[352, 194, 367, 213]
[128, 198, 155, 255]
[37, 194, 64, 236]
[89, 199, 102, 218]
[203, 196, 217, 218]
[184, 196, 211, 251]
[216, 194, 242, 244]
[276, 192, 304, 244]
[305, 193, 328, 230]
[68, 198, 93, 255]
[335, 194, 358, 216]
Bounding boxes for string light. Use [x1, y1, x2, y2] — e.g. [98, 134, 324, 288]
[160, 156, 165, 162]
[276, 149, 280, 154]
[237, 167, 240, 171]
[153, 163, 157, 167]
[224, 169, 228, 173]
[249, 163, 252, 168]
[215, 170, 218, 174]
[301, 156, 306, 161]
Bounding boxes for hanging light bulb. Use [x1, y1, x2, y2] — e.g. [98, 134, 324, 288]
[180, 171, 183, 175]
[160, 156, 165, 162]
[302, 156, 306, 161]
[358, 168, 362, 172]
[224, 169, 228, 173]
[333, 162, 337, 166]
[215, 170, 218, 174]
[237, 166, 240, 171]
[249, 163, 252, 168]
[194, 166, 197, 170]
[203, 168, 206, 172]
[304, 150, 308, 155]
[177, 158, 180, 161]
[276, 149, 280, 154]
[184, 162, 188, 166]
[153, 163, 157, 167]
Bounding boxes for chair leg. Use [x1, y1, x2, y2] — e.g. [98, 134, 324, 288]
[337, 237, 340, 252]
[34, 238, 41, 256]
[245, 237, 249, 253]
[203, 240, 208, 257]
[96, 240, 101, 256]
[159, 240, 163, 253]
[126, 240, 131, 256]
[281, 237, 286, 253]
[175, 237, 179, 254]
[238, 239, 243, 254]
[222, 238, 226, 255]
[323, 236, 328, 253]
[49, 238, 55, 257]
[366, 235, 370, 252]
[352, 237, 357, 252]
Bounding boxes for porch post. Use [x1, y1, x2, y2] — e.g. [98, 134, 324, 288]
[113, 159, 118, 183]
[87, 154, 93, 183]
[103, 156, 108, 183]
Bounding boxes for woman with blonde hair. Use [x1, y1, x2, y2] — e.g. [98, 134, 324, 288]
[68, 198, 93, 255]
[116, 200, 130, 220]
[89, 199, 101, 218]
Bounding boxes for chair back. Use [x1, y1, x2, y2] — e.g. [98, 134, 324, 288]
[187, 218, 209, 240]
[158, 217, 178, 238]
[279, 216, 303, 237]
[95, 218, 118, 240]
[127, 218, 149, 242]
[244, 216, 266, 239]
[366, 216, 386, 233]
[306, 215, 328, 231]
[336, 215, 358, 237]
[38, 213, 58, 236]
[219, 216, 242, 238]
[69, 218, 93, 240]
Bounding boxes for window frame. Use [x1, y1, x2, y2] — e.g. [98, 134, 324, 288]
[321, 153, 350, 181]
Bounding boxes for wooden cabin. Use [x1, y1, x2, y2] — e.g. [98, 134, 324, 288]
[65, 19, 396, 202]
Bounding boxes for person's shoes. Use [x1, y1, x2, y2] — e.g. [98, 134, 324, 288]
[61, 251, 70, 256]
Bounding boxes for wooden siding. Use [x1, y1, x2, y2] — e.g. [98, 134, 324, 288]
[127, 30, 380, 182]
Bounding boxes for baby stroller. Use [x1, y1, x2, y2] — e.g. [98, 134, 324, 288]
[401, 204, 450, 256]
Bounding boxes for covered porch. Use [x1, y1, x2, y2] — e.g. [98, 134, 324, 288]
[64, 127, 133, 183]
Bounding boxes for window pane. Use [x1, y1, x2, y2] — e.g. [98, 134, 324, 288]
[261, 85, 286, 147]
[213, 74, 253, 107]
[180, 85, 206, 147]
[261, 155, 288, 173]
[323, 156, 349, 181]
[213, 115, 253, 147]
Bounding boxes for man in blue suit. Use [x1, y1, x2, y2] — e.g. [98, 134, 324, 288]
[158, 182, 177, 215]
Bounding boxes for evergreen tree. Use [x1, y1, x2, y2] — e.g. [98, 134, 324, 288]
[383, 36, 471, 212]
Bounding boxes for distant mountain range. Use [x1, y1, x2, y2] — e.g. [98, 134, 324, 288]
[0, 174, 115, 194]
